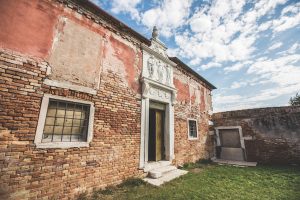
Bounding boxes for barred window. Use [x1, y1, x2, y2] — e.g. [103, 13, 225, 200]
[35, 94, 94, 148]
[188, 119, 198, 139]
[42, 99, 90, 142]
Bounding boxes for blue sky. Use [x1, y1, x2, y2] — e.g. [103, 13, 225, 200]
[91, 0, 300, 112]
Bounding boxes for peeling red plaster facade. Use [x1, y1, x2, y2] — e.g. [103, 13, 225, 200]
[0, 0, 214, 199]
[108, 35, 142, 92]
[173, 66, 213, 165]
[0, 0, 58, 58]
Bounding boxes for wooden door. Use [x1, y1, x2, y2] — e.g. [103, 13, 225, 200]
[148, 109, 165, 161]
[155, 111, 164, 161]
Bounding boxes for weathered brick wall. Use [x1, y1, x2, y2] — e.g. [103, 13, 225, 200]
[213, 106, 300, 164]
[0, 48, 143, 199]
[173, 65, 214, 165]
[0, 1, 144, 199]
[0, 0, 214, 199]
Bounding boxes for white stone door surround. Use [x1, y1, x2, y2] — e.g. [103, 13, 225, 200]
[139, 78, 176, 168]
[139, 27, 177, 169]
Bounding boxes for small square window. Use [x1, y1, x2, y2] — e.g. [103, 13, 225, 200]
[34, 94, 94, 148]
[188, 119, 198, 139]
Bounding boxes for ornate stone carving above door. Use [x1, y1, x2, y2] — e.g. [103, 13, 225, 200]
[157, 60, 164, 82]
[141, 26, 176, 88]
[147, 56, 155, 78]
[165, 64, 171, 85]
[148, 86, 171, 101]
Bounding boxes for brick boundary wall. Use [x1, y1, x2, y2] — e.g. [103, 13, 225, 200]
[212, 106, 300, 164]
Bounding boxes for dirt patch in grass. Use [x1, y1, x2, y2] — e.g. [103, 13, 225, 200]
[190, 168, 203, 173]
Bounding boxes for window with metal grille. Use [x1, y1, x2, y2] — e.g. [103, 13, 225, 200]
[188, 119, 198, 139]
[42, 99, 90, 142]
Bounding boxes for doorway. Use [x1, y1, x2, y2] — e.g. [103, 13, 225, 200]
[148, 108, 165, 161]
[139, 88, 176, 169]
[215, 127, 245, 161]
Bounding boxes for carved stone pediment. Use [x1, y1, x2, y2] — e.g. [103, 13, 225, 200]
[141, 27, 176, 90]
[150, 39, 168, 58]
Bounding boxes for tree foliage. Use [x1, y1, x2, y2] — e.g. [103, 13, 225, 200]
[289, 93, 300, 106]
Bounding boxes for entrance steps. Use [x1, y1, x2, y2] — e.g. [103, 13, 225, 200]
[143, 161, 188, 186]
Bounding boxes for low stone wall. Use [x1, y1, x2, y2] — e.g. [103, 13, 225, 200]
[213, 106, 300, 164]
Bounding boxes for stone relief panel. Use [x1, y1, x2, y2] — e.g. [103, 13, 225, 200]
[142, 27, 175, 89]
[157, 60, 164, 82]
[144, 53, 173, 86]
[147, 56, 155, 78]
[165, 65, 171, 85]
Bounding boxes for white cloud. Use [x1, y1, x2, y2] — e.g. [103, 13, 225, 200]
[270, 2, 300, 33]
[281, 2, 300, 16]
[196, 0, 299, 112]
[230, 81, 247, 89]
[141, 0, 193, 37]
[214, 53, 300, 112]
[111, 0, 141, 21]
[214, 94, 243, 104]
[168, 0, 293, 67]
[257, 2, 300, 34]
[257, 21, 273, 32]
[276, 43, 300, 56]
[166, 48, 180, 57]
[224, 60, 253, 72]
[214, 81, 300, 112]
[272, 13, 300, 32]
[286, 43, 300, 54]
[247, 54, 300, 86]
[104, 0, 193, 37]
[110, 0, 142, 21]
[201, 62, 222, 70]
[269, 42, 283, 50]
[190, 15, 212, 33]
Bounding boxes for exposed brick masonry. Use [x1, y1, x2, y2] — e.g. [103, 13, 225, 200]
[0, 49, 143, 199]
[213, 106, 300, 164]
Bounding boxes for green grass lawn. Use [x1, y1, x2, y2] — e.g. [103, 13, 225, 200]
[80, 163, 300, 200]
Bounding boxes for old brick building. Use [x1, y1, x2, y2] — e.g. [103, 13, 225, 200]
[0, 0, 216, 199]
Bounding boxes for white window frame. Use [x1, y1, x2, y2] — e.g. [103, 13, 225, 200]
[34, 94, 94, 148]
[187, 118, 198, 140]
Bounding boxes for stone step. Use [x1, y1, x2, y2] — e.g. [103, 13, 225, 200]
[212, 158, 257, 167]
[144, 169, 188, 186]
[148, 165, 178, 179]
[144, 161, 171, 172]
